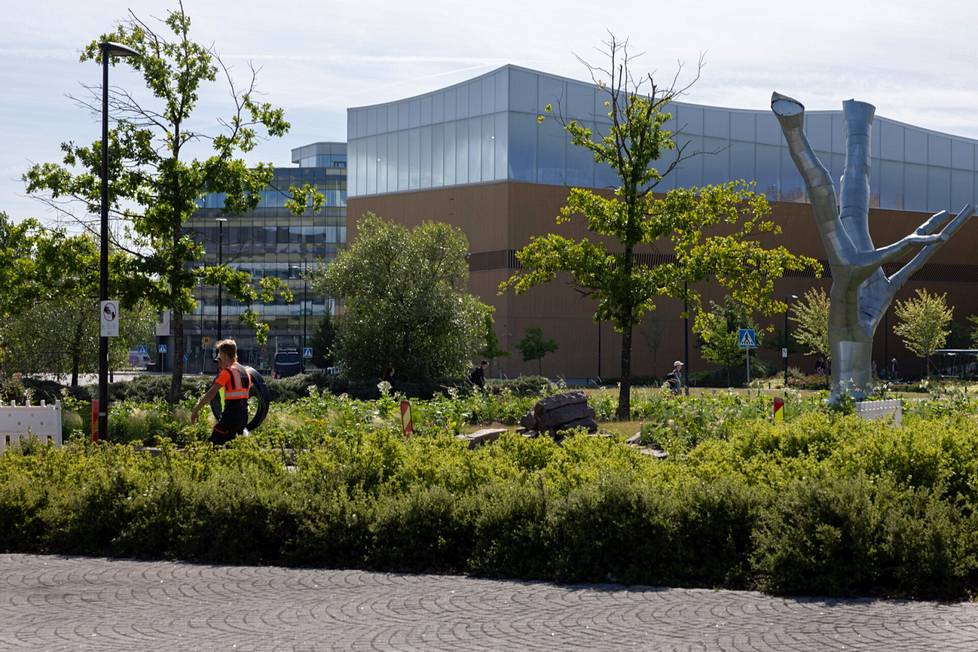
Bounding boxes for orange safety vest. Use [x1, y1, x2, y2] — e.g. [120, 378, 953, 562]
[224, 363, 252, 401]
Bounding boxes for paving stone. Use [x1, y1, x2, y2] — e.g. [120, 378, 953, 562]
[1, 554, 977, 651]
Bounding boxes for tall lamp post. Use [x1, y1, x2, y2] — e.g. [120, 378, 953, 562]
[98, 41, 138, 442]
[216, 217, 227, 340]
[783, 294, 798, 388]
[683, 279, 690, 396]
[290, 263, 308, 366]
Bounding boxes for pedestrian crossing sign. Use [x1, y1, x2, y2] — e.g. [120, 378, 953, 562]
[737, 328, 757, 349]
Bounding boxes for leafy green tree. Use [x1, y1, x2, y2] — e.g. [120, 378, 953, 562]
[696, 296, 762, 386]
[893, 289, 953, 377]
[479, 311, 509, 373]
[516, 327, 559, 376]
[0, 220, 155, 385]
[309, 312, 336, 370]
[499, 36, 819, 418]
[789, 287, 831, 363]
[315, 214, 491, 381]
[968, 315, 978, 349]
[23, 3, 320, 402]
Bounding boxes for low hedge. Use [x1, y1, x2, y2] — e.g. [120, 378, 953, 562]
[4, 408, 978, 599]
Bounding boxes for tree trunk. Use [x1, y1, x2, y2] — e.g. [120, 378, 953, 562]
[169, 309, 184, 404]
[70, 317, 84, 388]
[616, 325, 632, 419]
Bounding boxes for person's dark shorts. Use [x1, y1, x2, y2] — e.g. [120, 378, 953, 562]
[209, 401, 248, 445]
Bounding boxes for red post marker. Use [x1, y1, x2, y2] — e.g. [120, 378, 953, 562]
[773, 396, 785, 422]
[400, 400, 413, 438]
[91, 400, 100, 442]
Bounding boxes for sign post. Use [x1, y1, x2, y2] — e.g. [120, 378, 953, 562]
[400, 400, 413, 438]
[738, 328, 757, 385]
[99, 300, 119, 337]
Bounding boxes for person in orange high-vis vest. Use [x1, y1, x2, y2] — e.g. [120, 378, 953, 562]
[191, 338, 252, 445]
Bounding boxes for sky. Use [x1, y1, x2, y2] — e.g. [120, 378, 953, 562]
[3, 0, 978, 226]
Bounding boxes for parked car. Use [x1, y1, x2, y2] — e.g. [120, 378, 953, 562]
[127, 349, 152, 368]
[273, 349, 302, 379]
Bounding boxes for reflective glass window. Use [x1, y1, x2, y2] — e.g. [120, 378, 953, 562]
[928, 135, 951, 167]
[456, 84, 469, 119]
[408, 100, 420, 128]
[397, 102, 409, 130]
[927, 166, 950, 210]
[509, 68, 538, 113]
[565, 120, 594, 187]
[537, 114, 565, 185]
[903, 163, 927, 211]
[508, 112, 537, 182]
[493, 112, 508, 181]
[397, 131, 410, 191]
[469, 79, 482, 116]
[432, 123, 445, 186]
[729, 141, 755, 182]
[567, 82, 593, 122]
[538, 76, 565, 118]
[805, 114, 832, 152]
[409, 128, 421, 189]
[755, 144, 780, 199]
[756, 113, 782, 146]
[905, 129, 927, 164]
[952, 139, 973, 169]
[780, 146, 804, 202]
[444, 88, 457, 121]
[455, 120, 469, 184]
[730, 112, 755, 142]
[480, 116, 494, 182]
[951, 169, 972, 210]
[365, 137, 376, 196]
[701, 137, 730, 185]
[676, 105, 704, 136]
[482, 76, 494, 114]
[420, 96, 432, 125]
[494, 69, 508, 113]
[419, 126, 432, 188]
[703, 109, 729, 139]
[386, 132, 398, 193]
[674, 136, 703, 189]
[444, 121, 456, 186]
[432, 92, 445, 123]
[468, 118, 482, 182]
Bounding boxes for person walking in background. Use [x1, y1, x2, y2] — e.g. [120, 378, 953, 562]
[666, 360, 684, 395]
[191, 339, 252, 445]
[469, 359, 488, 389]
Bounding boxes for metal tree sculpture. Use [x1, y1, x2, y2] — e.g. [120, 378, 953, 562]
[771, 92, 973, 402]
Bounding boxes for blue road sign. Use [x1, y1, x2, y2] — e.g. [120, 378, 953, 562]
[158, 343, 168, 354]
[303, 347, 313, 359]
[737, 328, 757, 349]
[137, 344, 148, 354]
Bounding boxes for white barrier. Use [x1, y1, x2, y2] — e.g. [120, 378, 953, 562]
[855, 399, 902, 425]
[0, 401, 62, 452]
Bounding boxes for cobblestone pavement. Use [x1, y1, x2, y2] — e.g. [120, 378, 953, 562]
[2, 554, 977, 651]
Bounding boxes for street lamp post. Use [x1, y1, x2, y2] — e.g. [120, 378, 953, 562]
[683, 279, 690, 395]
[302, 259, 308, 368]
[216, 217, 227, 340]
[98, 41, 138, 442]
[784, 294, 798, 388]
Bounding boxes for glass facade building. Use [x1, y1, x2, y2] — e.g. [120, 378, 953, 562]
[348, 65, 978, 214]
[183, 142, 347, 370]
